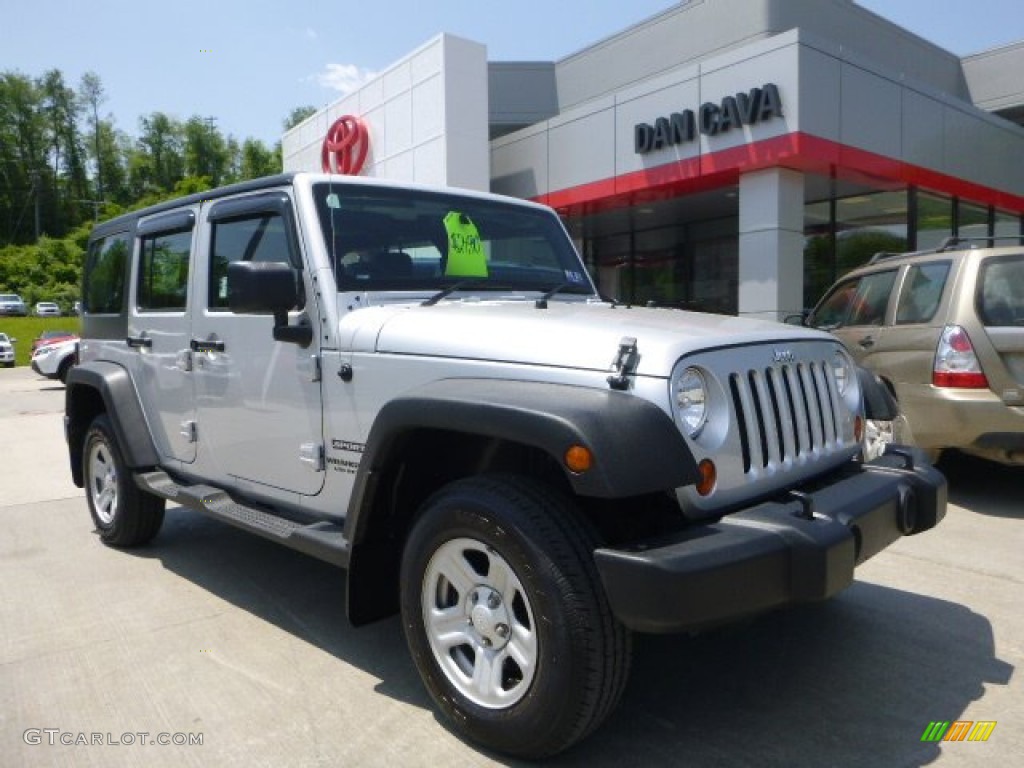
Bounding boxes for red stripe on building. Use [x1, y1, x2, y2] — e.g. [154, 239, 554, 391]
[535, 132, 1024, 216]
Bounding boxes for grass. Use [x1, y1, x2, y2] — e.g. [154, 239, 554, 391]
[0, 315, 82, 367]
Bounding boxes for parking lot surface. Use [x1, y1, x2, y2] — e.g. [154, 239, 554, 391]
[1, 365, 1021, 767]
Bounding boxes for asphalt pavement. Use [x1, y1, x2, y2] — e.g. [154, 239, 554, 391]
[1, 366, 1021, 767]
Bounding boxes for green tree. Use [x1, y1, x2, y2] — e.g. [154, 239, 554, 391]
[284, 105, 317, 131]
[136, 112, 184, 193]
[79, 72, 106, 202]
[239, 138, 279, 179]
[184, 116, 228, 185]
[0, 71, 48, 244]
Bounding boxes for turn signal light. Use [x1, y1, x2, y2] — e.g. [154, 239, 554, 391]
[564, 445, 593, 474]
[696, 459, 717, 496]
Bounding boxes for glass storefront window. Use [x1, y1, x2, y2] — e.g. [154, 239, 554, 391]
[958, 200, 989, 239]
[916, 192, 953, 249]
[803, 189, 907, 308]
[994, 209, 1023, 245]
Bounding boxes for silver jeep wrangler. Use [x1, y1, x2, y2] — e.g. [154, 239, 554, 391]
[66, 172, 946, 758]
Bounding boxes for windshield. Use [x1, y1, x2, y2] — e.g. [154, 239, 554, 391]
[313, 182, 593, 296]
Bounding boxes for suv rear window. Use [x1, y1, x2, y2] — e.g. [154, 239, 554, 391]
[895, 261, 950, 325]
[977, 254, 1024, 327]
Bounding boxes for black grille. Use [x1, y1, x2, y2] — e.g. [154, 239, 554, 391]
[729, 361, 841, 473]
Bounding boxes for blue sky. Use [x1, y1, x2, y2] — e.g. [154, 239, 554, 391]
[1, 0, 1021, 147]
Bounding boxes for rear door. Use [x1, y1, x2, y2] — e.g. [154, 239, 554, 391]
[975, 252, 1024, 403]
[127, 209, 198, 464]
[190, 190, 325, 497]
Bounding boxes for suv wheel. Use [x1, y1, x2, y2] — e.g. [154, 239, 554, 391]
[400, 475, 631, 758]
[83, 414, 165, 546]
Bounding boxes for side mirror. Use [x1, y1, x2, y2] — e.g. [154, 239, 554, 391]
[783, 309, 810, 326]
[228, 261, 312, 347]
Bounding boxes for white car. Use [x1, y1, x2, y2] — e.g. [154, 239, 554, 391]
[0, 293, 27, 316]
[35, 301, 61, 317]
[0, 332, 15, 367]
[31, 337, 77, 382]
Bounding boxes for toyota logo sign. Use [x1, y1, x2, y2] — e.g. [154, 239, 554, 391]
[321, 115, 369, 175]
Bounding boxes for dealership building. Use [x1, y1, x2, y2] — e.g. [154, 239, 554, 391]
[283, 0, 1024, 319]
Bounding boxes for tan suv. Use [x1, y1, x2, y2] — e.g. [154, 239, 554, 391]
[807, 237, 1024, 466]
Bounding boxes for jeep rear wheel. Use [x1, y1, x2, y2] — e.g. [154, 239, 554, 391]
[83, 414, 165, 547]
[400, 475, 631, 758]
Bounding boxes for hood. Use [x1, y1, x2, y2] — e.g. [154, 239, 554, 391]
[339, 299, 834, 377]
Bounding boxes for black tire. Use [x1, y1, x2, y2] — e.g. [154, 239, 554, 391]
[83, 413, 165, 547]
[400, 474, 631, 758]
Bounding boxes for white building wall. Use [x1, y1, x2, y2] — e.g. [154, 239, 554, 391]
[282, 34, 489, 192]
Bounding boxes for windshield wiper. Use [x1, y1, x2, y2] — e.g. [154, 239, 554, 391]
[421, 279, 487, 307]
[534, 281, 573, 309]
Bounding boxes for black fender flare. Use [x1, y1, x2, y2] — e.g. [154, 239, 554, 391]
[343, 378, 699, 546]
[65, 362, 160, 486]
[857, 366, 899, 421]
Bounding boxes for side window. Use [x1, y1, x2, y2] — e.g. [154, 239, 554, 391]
[83, 232, 129, 314]
[895, 261, 950, 325]
[846, 270, 897, 326]
[209, 214, 294, 310]
[810, 279, 859, 329]
[977, 254, 1024, 327]
[137, 230, 192, 312]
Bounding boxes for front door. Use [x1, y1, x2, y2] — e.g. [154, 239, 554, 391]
[190, 190, 325, 497]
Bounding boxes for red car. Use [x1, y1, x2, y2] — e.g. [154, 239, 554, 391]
[31, 330, 77, 354]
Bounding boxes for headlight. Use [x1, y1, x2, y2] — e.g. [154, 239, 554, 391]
[675, 367, 708, 438]
[33, 346, 56, 358]
[831, 349, 852, 395]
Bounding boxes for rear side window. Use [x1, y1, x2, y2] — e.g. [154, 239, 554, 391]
[137, 230, 193, 311]
[209, 213, 296, 309]
[83, 233, 129, 314]
[895, 261, 950, 325]
[977, 254, 1024, 327]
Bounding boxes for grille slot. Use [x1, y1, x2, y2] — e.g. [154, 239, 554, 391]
[730, 360, 841, 473]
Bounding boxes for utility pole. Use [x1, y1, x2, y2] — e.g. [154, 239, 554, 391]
[78, 199, 107, 222]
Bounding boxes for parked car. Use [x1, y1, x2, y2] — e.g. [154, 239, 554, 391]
[806, 236, 1024, 465]
[34, 301, 61, 317]
[31, 337, 78, 383]
[0, 293, 27, 316]
[0, 332, 15, 367]
[31, 330, 77, 354]
[64, 172, 945, 758]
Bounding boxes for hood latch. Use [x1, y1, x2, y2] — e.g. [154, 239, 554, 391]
[607, 337, 638, 391]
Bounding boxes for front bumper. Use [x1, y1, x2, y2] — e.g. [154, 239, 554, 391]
[594, 446, 946, 633]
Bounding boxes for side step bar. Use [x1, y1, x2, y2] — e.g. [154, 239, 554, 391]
[135, 471, 350, 567]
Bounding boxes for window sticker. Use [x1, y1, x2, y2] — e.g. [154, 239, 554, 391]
[326, 193, 341, 209]
[564, 269, 585, 283]
[443, 211, 488, 277]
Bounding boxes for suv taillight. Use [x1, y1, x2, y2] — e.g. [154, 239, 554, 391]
[933, 325, 988, 388]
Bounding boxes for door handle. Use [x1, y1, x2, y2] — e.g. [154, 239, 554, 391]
[857, 336, 875, 349]
[126, 335, 152, 348]
[190, 338, 226, 353]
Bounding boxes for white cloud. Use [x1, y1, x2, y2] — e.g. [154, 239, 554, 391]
[315, 63, 379, 95]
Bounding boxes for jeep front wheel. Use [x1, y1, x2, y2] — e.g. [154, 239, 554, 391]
[83, 414, 165, 546]
[399, 475, 631, 758]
